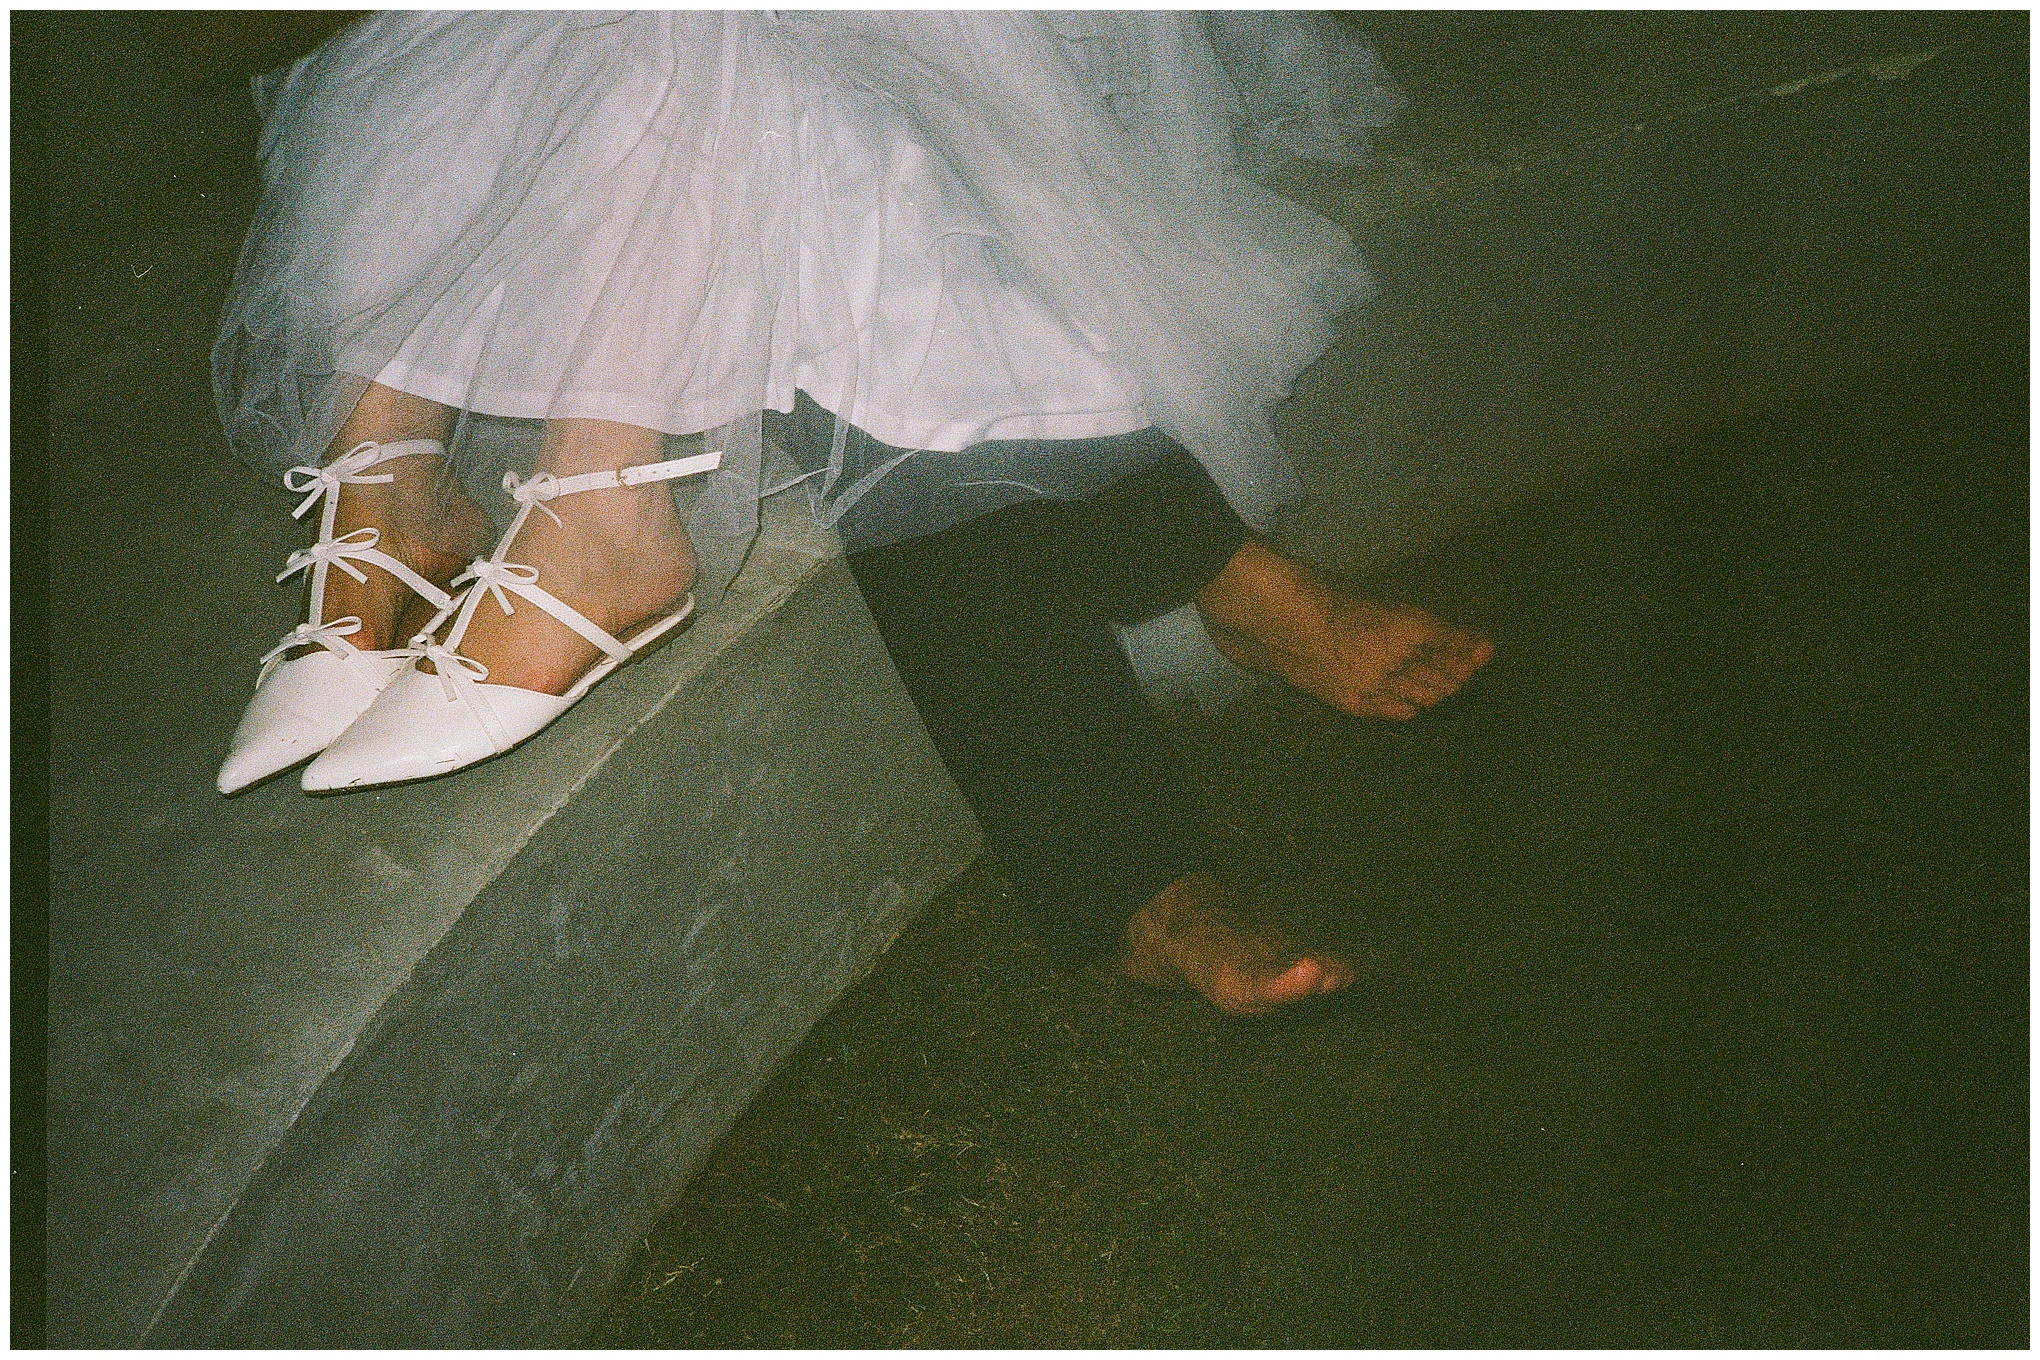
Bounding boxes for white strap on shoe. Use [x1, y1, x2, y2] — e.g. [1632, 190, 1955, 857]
[255, 617, 371, 687]
[501, 450, 725, 525]
[283, 445, 392, 521]
[408, 632, 503, 724]
[260, 438, 449, 677]
[422, 449, 724, 714]
[283, 439, 444, 529]
[452, 558, 634, 663]
[404, 633, 526, 752]
[277, 527, 455, 611]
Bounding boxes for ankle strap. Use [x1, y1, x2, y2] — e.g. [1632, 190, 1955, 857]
[353, 438, 445, 466]
[501, 449, 724, 507]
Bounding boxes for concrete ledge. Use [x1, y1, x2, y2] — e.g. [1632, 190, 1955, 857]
[1270, 37, 1996, 574]
[44, 32, 981, 1331]
[46, 270, 981, 1342]
[1131, 39, 1996, 706]
[143, 554, 977, 1346]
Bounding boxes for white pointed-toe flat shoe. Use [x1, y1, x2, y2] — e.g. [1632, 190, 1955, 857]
[217, 439, 455, 794]
[301, 449, 721, 792]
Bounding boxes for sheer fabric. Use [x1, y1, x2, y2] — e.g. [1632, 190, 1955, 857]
[214, 11, 1400, 604]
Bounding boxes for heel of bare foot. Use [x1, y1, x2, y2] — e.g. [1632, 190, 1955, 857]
[1197, 540, 1495, 721]
[1120, 872, 1353, 1017]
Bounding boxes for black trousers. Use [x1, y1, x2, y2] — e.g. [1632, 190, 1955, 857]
[776, 410, 1254, 964]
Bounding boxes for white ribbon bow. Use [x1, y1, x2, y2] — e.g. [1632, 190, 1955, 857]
[283, 442, 398, 520]
[277, 526, 385, 586]
[503, 470, 565, 526]
[452, 558, 540, 618]
[410, 633, 492, 704]
[255, 616, 365, 685]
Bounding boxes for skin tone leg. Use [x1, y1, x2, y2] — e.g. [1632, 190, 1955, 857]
[319, 388, 1468, 1016]
[1120, 538, 1496, 1015]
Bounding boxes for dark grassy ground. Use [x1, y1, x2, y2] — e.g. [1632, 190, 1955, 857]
[591, 17, 2026, 1350]
[30, 10, 2020, 1348]
[594, 357, 2024, 1348]
[591, 234, 2026, 1357]
[585, 14, 2027, 1347]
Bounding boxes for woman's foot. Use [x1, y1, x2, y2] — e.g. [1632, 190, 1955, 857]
[1120, 872, 1354, 1016]
[445, 478, 699, 695]
[426, 416, 702, 696]
[220, 427, 485, 794]
[1197, 539, 1494, 721]
[299, 427, 710, 791]
[278, 384, 483, 651]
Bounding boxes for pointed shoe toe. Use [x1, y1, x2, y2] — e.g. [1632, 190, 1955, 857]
[301, 665, 570, 791]
[300, 450, 719, 792]
[216, 649, 409, 794]
[218, 437, 459, 795]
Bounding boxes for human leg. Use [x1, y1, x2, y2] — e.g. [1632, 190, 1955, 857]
[445, 418, 699, 697]
[844, 426, 1492, 1014]
[309, 384, 489, 649]
[847, 449, 1363, 1014]
[286, 397, 725, 677]
[847, 496, 1215, 965]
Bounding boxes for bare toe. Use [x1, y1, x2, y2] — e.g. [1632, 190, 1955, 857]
[1433, 632, 1495, 688]
[1122, 873, 1355, 1017]
[1219, 957, 1328, 1015]
[1389, 660, 1455, 705]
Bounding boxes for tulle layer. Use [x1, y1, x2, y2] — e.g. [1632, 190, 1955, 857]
[214, 11, 1400, 601]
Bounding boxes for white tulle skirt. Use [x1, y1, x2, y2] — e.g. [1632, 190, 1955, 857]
[214, 11, 1402, 600]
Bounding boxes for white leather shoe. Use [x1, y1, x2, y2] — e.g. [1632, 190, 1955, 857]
[301, 449, 721, 792]
[216, 440, 453, 794]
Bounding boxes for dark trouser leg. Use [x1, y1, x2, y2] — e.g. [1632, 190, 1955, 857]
[845, 441, 1252, 965]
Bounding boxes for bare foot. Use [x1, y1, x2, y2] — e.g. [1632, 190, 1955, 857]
[445, 480, 698, 696]
[1120, 872, 1354, 1016]
[1197, 539, 1495, 721]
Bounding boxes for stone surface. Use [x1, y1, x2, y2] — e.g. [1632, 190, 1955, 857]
[42, 17, 977, 1346]
[47, 424, 979, 1346]
[1267, 30, 2005, 573]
